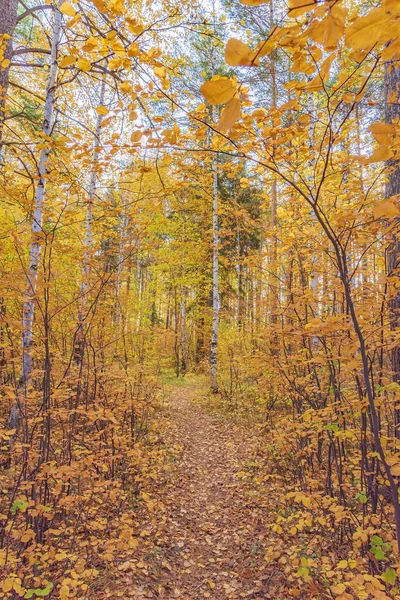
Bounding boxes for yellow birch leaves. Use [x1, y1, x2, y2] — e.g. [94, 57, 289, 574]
[200, 77, 241, 130]
[345, 7, 399, 50]
[308, 4, 348, 51]
[217, 98, 242, 131]
[240, 0, 270, 6]
[225, 39, 252, 67]
[200, 77, 236, 106]
[59, 2, 76, 16]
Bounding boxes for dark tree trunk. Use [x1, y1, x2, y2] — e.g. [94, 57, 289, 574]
[385, 60, 400, 437]
[0, 0, 18, 151]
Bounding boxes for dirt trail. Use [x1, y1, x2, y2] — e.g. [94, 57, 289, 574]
[126, 380, 279, 599]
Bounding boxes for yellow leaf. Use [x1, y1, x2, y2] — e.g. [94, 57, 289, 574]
[363, 145, 394, 164]
[60, 585, 69, 600]
[59, 2, 76, 16]
[65, 14, 80, 28]
[240, 0, 270, 5]
[345, 8, 395, 50]
[109, 57, 122, 70]
[59, 55, 76, 68]
[249, 40, 273, 66]
[391, 463, 400, 475]
[82, 36, 98, 52]
[92, 0, 108, 12]
[308, 5, 348, 51]
[225, 38, 252, 66]
[382, 0, 400, 11]
[2, 578, 14, 593]
[154, 66, 166, 78]
[21, 529, 35, 542]
[120, 81, 132, 93]
[95, 105, 109, 116]
[331, 584, 346, 595]
[217, 97, 241, 130]
[129, 537, 139, 548]
[131, 131, 142, 142]
[127, 43, 140, 57]
[77, 58, 91, 72]
[200, 77, 236, 106]
[288, 0, 318, 18]
[368, 121, 395, 145]
[374, 200, 400, 219]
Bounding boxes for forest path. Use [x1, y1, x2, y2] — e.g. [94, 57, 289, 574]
[127, 378, 280, 600]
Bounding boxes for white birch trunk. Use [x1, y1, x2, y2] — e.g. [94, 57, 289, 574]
[210, 105, 219, 392]
[8, 4, 62, 433]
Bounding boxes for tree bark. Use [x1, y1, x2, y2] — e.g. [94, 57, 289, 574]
[181, 288, 187, 374]
[0, 0, 18, 153]
[385, 59, 400, 438]
[210, 106, 219, 393]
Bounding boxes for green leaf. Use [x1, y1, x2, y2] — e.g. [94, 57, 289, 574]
[11, 499, 29, 515]
[356, 492, 367, 504]
[371, 535, 384, 546]
[24, 583, 53, 599]
[371, 546, 385, 560]
[382, 568, 396, 584]
[296, 566, 309, 577]
[326, 423, 339, 432]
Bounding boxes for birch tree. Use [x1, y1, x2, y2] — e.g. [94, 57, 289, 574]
[8, 2, 62, 433]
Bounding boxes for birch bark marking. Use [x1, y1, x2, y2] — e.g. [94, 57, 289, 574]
[75, 78, 106, 364]
[8, 3, 62, 433]
[210, 105, 219, 393]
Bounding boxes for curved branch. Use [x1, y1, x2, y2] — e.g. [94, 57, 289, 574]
[16, 4, 52, 23]
[12, 47, 51, 56]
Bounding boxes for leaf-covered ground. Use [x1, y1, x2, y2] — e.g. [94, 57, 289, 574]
[98, 378, 283, 599]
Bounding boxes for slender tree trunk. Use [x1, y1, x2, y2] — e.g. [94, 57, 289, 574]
[210, 106, 219, 393]
[269, 0, 278, 346]
[75, 78, 106, 364]
[385, 60, 400, 438]
[8, 4, 62, 434]
[181, 288, 187, 374]
[115, 194, 127, 329]
[236, 215, 242, 327]
[0, 0, 18, 154]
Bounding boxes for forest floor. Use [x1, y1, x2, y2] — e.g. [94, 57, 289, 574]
[106, 376, 286, 600]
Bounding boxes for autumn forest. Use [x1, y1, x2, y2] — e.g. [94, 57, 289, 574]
[0, 0, 400, 598]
